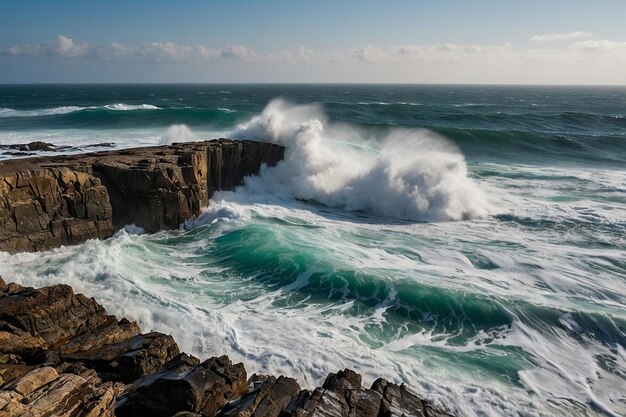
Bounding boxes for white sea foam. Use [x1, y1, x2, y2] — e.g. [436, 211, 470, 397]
[104, 103, 159, 111]
[231, 99, 491, 222]
[0, 106, 87, 117]
[0, 103, 159, 117]
[2, 194, 623, 416]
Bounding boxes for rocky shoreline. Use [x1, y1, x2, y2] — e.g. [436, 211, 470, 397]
[0, 276, 452, 417]
[0, 139, 283, 253]
[0, 141, 454, 416]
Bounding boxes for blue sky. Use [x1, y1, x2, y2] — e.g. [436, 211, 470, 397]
[1, 0, 626, 84]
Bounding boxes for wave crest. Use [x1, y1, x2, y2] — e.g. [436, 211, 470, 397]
[232, 99, 491, 222]
[0, 103, 160, 118]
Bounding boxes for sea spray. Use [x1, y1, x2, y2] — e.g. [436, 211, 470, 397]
[161, 124, 195, 145]
[231, 99, 491, 221]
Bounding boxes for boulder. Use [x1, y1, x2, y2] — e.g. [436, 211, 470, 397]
[372, 378, 453, 417]
[290, 369, 381, 417]
[63, 331, 180, 382]
[219, 375, 300, 417]
[117, 354, 247, 417]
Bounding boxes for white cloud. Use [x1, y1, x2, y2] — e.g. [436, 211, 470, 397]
[220, 44, 256, 60]
[569, 39, 626, 52]
[3, 35, 91, 58]
[135, 43, 220, 62]
[530, 31, 592, 42]
[2, 35, 243, 63]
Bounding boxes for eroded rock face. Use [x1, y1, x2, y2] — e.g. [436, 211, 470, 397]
[0, 165, 113, 253]
[0, 277, 454, 417]
[0, 276, 178, 416]
[0, 139, 284, 253]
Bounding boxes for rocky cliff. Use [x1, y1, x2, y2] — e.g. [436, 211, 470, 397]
[0, 140, 284, 253]
[0, 276, 453, 417]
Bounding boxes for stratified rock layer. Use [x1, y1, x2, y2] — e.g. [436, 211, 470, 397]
[0, 276, 454, 417]
[0, 139, 284, 253]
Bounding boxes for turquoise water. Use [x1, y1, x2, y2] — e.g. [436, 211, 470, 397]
[0, 85, 625, 416]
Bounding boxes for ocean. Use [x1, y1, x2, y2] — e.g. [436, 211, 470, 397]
[0, 84, 624, 417]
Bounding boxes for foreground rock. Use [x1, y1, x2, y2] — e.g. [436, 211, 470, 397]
[0, 276, 454, 417]
[0, 139, 284, 253]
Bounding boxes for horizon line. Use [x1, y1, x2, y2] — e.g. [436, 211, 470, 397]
[1, 82, 626, 88]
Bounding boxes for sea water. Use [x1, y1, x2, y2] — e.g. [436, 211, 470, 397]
[0, 84, 624, 417]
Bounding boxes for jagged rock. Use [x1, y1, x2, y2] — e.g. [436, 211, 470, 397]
[219, 375, 300, 417]
[0, 277, 456, 417]
[0, 279, 178, 383]
[117, 353, 247, 417]
[59, 318, 141, 356]
[0, 366, 119, 416]
[0, 281, 117, 351]
[0, 139, 284, 253]
[290, 369, 382, 417]
[372, 378, 453, 417]
[63, 331, 180, 382]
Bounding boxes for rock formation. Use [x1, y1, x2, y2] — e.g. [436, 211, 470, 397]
[0, 139, 284, 253]
[0, 276, 453, 417]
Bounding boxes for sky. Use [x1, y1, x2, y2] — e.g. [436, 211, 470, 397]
[1, 0, 626, 84]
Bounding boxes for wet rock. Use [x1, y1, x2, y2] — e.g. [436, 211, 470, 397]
[0, 142, 58, 152]
[372, 378, 453, 417]
[291, 369, 381, 417]
[219, 375, 300, 417]
[117, 354, 247, 417]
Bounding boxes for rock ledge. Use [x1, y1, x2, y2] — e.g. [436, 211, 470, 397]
[0, 276, 453, 417]
[0, 139, 284, 253]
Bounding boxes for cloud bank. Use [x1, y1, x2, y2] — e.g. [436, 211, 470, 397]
[2, 34, 626, 84]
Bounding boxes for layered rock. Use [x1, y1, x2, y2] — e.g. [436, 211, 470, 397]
[0, 276, 454, 417]
[0, 139, 284, 253]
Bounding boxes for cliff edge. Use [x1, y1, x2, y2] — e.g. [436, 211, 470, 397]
[0, 139, 284, 253]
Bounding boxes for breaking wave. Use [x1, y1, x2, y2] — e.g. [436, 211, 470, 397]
[231, 99, 491, 222]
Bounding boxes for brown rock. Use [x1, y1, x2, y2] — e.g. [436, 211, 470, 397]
[117, 353, 247, 417]
[63, 331, 180, 382]
[0, 370, 117, 417]
[0, 281, 114, 350]
[0, 139, 283, 253]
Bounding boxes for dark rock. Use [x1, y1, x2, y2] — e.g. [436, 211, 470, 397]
[0, 142, 58, 152]
[219, 375, 300, 417]
[291, 369, 381, 417]
[117, 354, 247, 417]
[372, 378, 453, 417]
